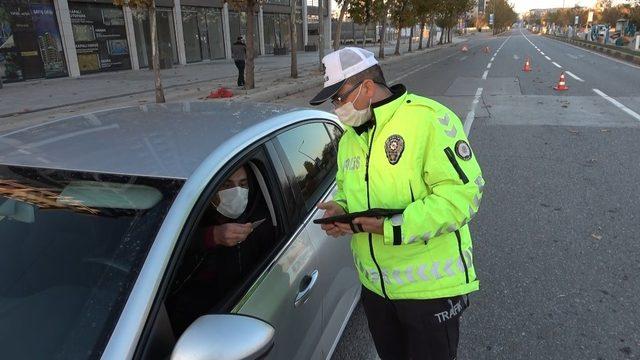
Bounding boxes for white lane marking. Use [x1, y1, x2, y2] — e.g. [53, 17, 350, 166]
[566, 53, 578, 60]
[565, 71, 584, 82]
[540, 51, 545, 55]
[460, 55, 468, 61]
[487, 62, 492, 69]
[513, 54, 520, 60]
[544, 55, 551, 60]
[552, 61, 562, 68]
[593, 88, 640, 122]
[464, 87, 484, 135]
[541, 32, 640, 70]
[482, 70, 489, 79]
[491, 56, 495, 61]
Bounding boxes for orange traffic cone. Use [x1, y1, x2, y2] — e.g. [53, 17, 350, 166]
[522, 57, 532, 72]
[461, 44, 469, 52]
[553, 72, 569, 91]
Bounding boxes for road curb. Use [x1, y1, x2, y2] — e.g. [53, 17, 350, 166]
[544, 35, 640, 66]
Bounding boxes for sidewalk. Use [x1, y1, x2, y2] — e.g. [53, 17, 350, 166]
[0, 34, 472, 118]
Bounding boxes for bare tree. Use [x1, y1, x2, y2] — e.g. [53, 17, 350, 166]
[334, 0, 351, 50]
[114, 0, 165, 103]
[350, 0, 376, 46]
[376, 0, 390, 58]
[318, 0, 325, 70]
[290, 0, 298, 78]
[390, 0, 412, 55]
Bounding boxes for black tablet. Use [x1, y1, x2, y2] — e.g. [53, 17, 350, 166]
[313, 208, 404, 224]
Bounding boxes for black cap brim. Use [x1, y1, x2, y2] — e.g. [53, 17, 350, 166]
[309, 80, 345, 106]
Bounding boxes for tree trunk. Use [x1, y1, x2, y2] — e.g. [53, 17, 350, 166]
[429, 22, 436, 47]
[378, 16, 387, 58]
[246, 4, 256, 89]
[362, 23, 368, 46]
[149, 4, 165, 103]
[318, 0, 324, 70]
[418, 21, 424, 49]
[334, 1, 349, 50]
[408, 25, 414, 52]
[394, 26, 401, 55]
[438, 25, 444, 44]
[290, 0, 298, 78]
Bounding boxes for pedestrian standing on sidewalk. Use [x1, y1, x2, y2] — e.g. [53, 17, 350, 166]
[231, 37, 246, 87]
[311, 47, 485, 360]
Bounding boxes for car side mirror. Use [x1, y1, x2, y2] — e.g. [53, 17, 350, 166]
[171, 314, 275, 360]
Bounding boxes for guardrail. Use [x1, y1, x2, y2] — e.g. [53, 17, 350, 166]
[544, 34, 640, 66]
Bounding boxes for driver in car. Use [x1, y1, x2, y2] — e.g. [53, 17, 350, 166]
[168, 164, 275, 334]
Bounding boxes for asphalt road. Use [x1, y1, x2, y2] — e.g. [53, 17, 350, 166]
[277, 28, 640, 360]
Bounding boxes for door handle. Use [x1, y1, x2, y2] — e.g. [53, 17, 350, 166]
[294, 270, 319, 307]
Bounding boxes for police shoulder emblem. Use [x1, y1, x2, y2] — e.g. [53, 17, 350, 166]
[455, 140, 472, 161]
[385, 135, 405, 165]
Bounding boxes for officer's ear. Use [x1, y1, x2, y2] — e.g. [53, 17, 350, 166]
[361, 79, 376, 99]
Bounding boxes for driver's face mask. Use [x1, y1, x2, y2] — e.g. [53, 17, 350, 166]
[215, 186, 249, 219]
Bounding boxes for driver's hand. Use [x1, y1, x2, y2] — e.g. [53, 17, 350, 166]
[317, 201, 347, 238]
[213, 223, 252, 247]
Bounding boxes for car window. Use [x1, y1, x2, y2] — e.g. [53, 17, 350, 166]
[276, 122, 338, 211]
[164, 157, 283, 339]
[0, 165, 183, 360]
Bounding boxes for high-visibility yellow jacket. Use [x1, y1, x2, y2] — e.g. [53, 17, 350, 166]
[333, 84, 484, 300]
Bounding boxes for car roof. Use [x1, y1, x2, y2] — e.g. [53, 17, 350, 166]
[0, 101, 333, 179]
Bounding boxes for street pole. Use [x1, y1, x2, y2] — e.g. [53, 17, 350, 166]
[318, 0, 324, 71]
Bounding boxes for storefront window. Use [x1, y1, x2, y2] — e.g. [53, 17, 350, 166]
[205, 9, 225, 60]
[229, 11, 260, 56]
[0, 0, 67, 83]
[263, 13, 290, 54]
[182, 7, 225, 63]
[69, 2, 131, 74]
[132, 8, 178, 69]
[181, 7, 200, 63]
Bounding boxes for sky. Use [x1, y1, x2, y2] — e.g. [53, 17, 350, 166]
[329, 0, 632, 18]
[511, 0, 633, 14]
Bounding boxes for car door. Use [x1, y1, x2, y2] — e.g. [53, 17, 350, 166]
[235, 140, 324, 360]
[271, 121, 360, 359]
[135, 144, 322, 360]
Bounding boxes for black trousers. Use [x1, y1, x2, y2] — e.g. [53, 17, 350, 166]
[361, 286, 468, 360]
[234, 60, 245, 86]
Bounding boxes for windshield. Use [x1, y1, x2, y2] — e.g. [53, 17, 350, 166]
[0, 165, 183, 359]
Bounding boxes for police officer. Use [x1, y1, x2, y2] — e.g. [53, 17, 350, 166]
[311, 47, 484, 360]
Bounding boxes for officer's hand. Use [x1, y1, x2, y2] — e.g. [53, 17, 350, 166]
[213, 223, 253, 247]
[352, 217, 385, 235]
[317, 201, 346, 238]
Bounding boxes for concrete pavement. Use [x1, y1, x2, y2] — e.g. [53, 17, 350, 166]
[0, 34, 451, 119]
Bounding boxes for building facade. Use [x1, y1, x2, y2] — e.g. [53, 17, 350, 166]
[0, 0, 331, 83]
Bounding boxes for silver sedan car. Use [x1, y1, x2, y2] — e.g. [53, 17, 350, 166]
[0, 102, 360, 360]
